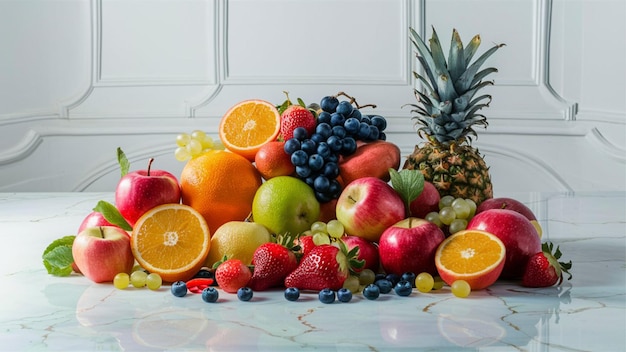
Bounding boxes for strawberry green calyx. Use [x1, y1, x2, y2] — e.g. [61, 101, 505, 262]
[338, 240, 365, 276]
[542, 242, 572, 285]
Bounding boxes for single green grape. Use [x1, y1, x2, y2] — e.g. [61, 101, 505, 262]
[433, 276, 444, 290]
[451, 198, 471, 219]
[186, 139, 203, 156]
[439, 206, 456, 225]
[312, 232, 331, 246]
[415, 272, 434, 293]
[191, 130, 206, 141]
[146, 273, 162, 290]
[425, 211, 443, 227]
[448, 218, 468, 234]
[175, 147, 191, 161]
[439, 195, 455, 210]
[358, 269, 376, 286]
[113, 272, 130, 290]
[343, 275, 360, 293]
[465, 199, 477, 218]
[326, 219, 344, 239]
[311, 221, 328, 234]
[451, 280, 471, 298]
[200, 135, 215, 150]
[176, 133, 191, 147]
[130, 270, 148, 288]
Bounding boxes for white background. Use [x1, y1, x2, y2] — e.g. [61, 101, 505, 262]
[1, 0, 624, 195]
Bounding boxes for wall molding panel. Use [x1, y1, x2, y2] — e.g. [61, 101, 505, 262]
[0, 0, 624, 193]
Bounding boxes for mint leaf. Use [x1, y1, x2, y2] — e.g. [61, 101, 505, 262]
[42, 235, 75, 277]
[93, 200, 132, 231]
[389, 168, 424, 217]
[117, 147, 130, 178]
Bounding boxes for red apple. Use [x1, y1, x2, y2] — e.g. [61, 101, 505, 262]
[115, 158, 181, 226]
[77, 211, 116, 233]
[378, 218, 446, 276]
[476, 197, 537, 221]
[72, 226, 134, 283]
[409, 181, 440, 218]
[342, 235, 380, 272]
[466, 209, 541, 279]
[335, 177, 405, 242]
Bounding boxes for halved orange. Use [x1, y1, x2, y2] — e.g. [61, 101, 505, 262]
[219, 99, 281, 161]
[435, 229, 506, 290]
[131, 203, 210, 283]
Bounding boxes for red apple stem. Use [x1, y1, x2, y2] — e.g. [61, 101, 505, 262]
[98, 226, 105, 238]
[147, 158, 155, 176]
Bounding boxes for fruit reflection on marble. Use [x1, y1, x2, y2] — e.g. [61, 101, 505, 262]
[57, 88, 572, 299]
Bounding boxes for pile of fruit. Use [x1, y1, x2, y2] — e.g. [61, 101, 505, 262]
[42, 27, 572, 303]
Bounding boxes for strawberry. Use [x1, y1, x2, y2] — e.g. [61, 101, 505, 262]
[214, 259, 252, 293]
[522, 242, 572, 288]
[279, 104, 316, 141]
[295, 234, 316, 257]
[248, 234, 299, 291]
[284, 242, 363, 291]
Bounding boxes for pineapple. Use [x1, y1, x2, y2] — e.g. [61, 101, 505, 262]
[403, 27, 504, 204]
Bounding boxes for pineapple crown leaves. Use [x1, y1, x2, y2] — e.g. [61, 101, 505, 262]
[542, 241, 573, 284]
[407, 26, 505, 145]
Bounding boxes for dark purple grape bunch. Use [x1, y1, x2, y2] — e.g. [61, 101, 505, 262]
[283, 92, 388, 203]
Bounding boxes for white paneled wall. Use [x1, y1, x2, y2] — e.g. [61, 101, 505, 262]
[1, 0, 624, 194]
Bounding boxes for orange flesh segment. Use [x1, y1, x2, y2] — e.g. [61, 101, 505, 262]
[438, 231, 503, 274]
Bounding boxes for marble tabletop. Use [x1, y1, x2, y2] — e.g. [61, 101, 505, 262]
[0, 192, 624, 351]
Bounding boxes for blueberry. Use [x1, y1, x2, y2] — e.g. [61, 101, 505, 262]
[328, 179, 342, 198]
[311, 133, 325, 144]
[363, 284, 381, 300]
[375, 273, 387, 282]
[344, 118, 360, 135]
[322, 161, 339, 178]
[337, 288, 353, 303]
[318, 111, 332, 124]
[378, 131, 386, 141]
[304, 176, 315, 188]
[315, 191, 332, 203]
[336, 101, 354, 116]
[314, 175, 330, 193]
[358, 122, 371, 140]
[385, 273, 401, 286]
[394, 280, 413, 297]
[402, 272, 417, 287]
[315, 123, 332, 139]
[370, 115, 387, 131]
[318, 288, 336, 304]
[284, 138, 301, 155]
[301, 139, 317, 155]
[201, 287, 219, 303]
[237, 287, 253, 301]
[367, 125, 380, 141]
[332, 125, 347, 139]
[290, 150, 308, 167]
[348, 109, 362, 121]
[340, 137, 357, 156]
[296, 165, 311, 178]
[194, 269, 214, 279]
[360, 115, 371, 124]
[320, 96, 339, 113]
[316, 142, 331, 159]
[326, 135, 342, 152]
[293, 127, 309, 140]
[308, 154, 324, 171]
[326, 153, 339, 163]
[284, 287, 300, 301]
[170, 281, 188, 297]
[374, 279, 393, 294]
[330, 113, 346, 127]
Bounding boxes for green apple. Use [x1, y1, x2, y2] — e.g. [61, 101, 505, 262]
[252, 176, 320, 235]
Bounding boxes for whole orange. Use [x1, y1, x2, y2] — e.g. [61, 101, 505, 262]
[254, 141, 295, 180]
[180, 150, 262, 234]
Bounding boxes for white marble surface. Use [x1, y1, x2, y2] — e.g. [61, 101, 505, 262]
[0, 192, 624, 351]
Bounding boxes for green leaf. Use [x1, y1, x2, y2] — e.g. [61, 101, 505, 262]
[117, 147, 130, 178]
[297, 98, 306, 108]
[389, 168, 424, 217]
[42, 235, 75, 277]
[93, 200, 132, 231]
